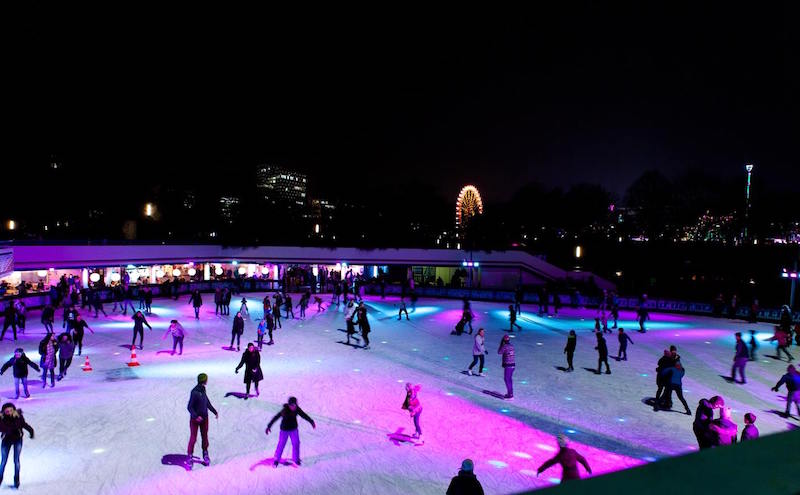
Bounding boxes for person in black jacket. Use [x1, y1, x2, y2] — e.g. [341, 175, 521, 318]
[235, 343, 263, 399]
[57, 333, 75, 381]
[730, 332, 749, 384]
[0, 402, 34, 489]
[230, 312, 245, 351]
[356, 302, 371, 349]
[144, 289, 153, 315]
[266, 397, 316, 468]
[71, 315, 94, 356]
[617, 328, 634, 361]
[446, 459, 484, 495]
[223, 288, 232, 316]
[131, 311, 152, 350]
[187, 373, 218, 465]
[0, 349, 40, 399]
[563, 330, 577, 372]
[189, 290, 203, 320]
[595, 332, 611, 374]
[0, 305, 18, 342]
[40, 304, 55, 335]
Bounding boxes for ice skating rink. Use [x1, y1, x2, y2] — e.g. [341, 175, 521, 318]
[3, 294, 796, 494]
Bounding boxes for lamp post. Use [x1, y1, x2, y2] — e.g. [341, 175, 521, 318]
[743, 164, 753, 242]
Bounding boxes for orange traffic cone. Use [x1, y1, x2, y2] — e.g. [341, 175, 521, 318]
[81, 355, 93, 371]
[127, 347, 140, 367]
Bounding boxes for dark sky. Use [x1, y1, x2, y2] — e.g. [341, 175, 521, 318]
[6, 4, 798, 204]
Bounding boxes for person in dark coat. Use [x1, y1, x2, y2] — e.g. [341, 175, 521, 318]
[563, 330, 576, 371]
[693, 395, 724, 449]
[230, 312, 245, 351]
[659, 362, 691, 414]
[144, 289, 153, 315]
[284, 295, 294, 319]
[730, 332, 749, 384]
[740, 413, 759, 441]
[56, 333, 75, 381]
[0, 402, 35, 489]
[223, 288, 232, 316]
[0, 305, 18, 341]
[536, 434, 592, 482]
[266, 396, 316, 468]
[71, 315, 93, 356]
[771, 364, 800, 418]
[214, 288, 222, 315]
[498, 335, 516, 399]
[595, 332, 611, 374]
[616, 328, 633, 361]
[131, 311, 152, 350]
[0, 349, 40, 399]
[91, 290, 107, 317]
[187, 373, 218, 465]
[189, 290, 203, 319]
[235, 343, 263, 398]
[709, 406, 738, 446]
[356, 302, 371, 349]
[40, 304, 55, 335]
[38, 333, 58, 388]
[654, 350, 674, 409]
[748, 329, 758, 361]
[446, 459, 484, 495]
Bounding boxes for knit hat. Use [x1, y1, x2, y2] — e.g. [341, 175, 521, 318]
[197, 373, 208, 384]
[288, 396, 298, 405]
[460, 459, 474, 472]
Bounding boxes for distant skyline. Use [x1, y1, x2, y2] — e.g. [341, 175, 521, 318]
[5, 5, 797, 206]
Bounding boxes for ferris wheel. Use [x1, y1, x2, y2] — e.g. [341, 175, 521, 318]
[455, 185, 484, 229]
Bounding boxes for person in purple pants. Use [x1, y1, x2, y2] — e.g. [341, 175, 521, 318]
[266, 397, 316, 467]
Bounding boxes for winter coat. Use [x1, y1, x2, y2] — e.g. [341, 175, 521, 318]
[42, 340, 58, 369]
[0, 412, 34, 444]
[774, 372, 800, 393]
[446, 470, 485, 495]
[344, 303, 357, 321]
[498, 343, 515, 368]
[132, 314, 151, 331]
[163, 322, 185, 339]
[59, 338, 75, 359]
[41, 306, 55, 323]
[538, 447, 591, 481]
[618, 333, 633, 347]
[356, 307, 370, 333]
[235, 349, 264, 383]
[403, 386, 422, 414]
[734, 340, 749, 359]
[187, 384, 217, 419]
[711, 418, 738, 446]
[1, 354, 40, 378]
[564, 335, 576, 354]
[257, 320, 268, 335]
[232, 316, 245, 335]
[190, 292, 203, 308]
[662, 366, 685, 387]
[267, 404, 315, 431]
[472, 334, 486, 356]
[741, 424, 759, 442]
[595, 337, 608, 358]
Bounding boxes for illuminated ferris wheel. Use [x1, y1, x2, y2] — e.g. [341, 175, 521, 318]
[455, 185, 484, 230]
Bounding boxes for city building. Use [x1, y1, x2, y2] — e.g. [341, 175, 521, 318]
[255, 164, 307, 208]
[219, 196, 240, 224]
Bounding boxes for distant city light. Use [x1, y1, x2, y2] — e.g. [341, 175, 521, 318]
[575, 246, 582, 258]
[144, 203, 154, 217]
[7, 220, 15, 231]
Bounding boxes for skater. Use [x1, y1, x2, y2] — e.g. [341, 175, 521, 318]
[296, 293, 308, 319]
[740, 413, 759, 441]
[0, 349, 39, 399]
[599, 310, 610, 334]
[356, 302, 371, 349]
[240, 296, 249, 316]
[709, 407, 738, 446]
[609, 292, 619, 328]
[462, 306, 474, 334]
[256, 318, 268, 349]
[284, 294, 294, 319]
[553, 292, 562, 316]
[660, 362, 691, 414]
[163, 320, 186, 355]
[40, 304, 55, 335]
[748, 329, 758, 361]
[214, 288, 222, 315]
[637, 295, 649, 333]
[748, 299, 759, 324]
[771, 365, 800, 418]
[344, 300, 358, 345]
[235, 343, 263, 399]
[121, 286, 136, 315]
[0, 402, 34, 489]
[230, 311, 245, 351]
[131, 311, 152, 350]
[514, 287, 523, 316]
[595, 332, 611, 374]
[498, 335, 516, 399]
[398, 300, 409, 320]
[332, 282, 341, 306]
[71, 314, 94, 356]
[654, 350, 674, 410]
[144, 288, 153, 315]
[92, 291, 107, 317]
[466, 328, 488, 376]
[693, 395, 724, 449]
[730, 332, 749, 384]
[452, 316, 467, 336]
[401, 383, 423, 440]
[56, 333, 75, 381]
[223, 288, 232, 316]
[187, 373, 218, 466]
[446, 459, 484, 495]
[314, 296, 325, 312]
[38, 333, 58, 388]
[536, 434, 592, 482]
[1, 304, 18, 342]
[266, 397, 316, 467]
[564, 330, 576, 371]
[771, 325, 794, 361]
[138, 287, 146, 310]
[508, 305, 521, 332]
[617, 328, 633, 361]
[189, 289, 203, 319]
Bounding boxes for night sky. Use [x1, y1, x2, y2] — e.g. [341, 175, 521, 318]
[6, 5, 798, 204]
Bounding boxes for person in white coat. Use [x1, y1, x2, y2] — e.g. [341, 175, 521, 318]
[466, 328, 488, 376]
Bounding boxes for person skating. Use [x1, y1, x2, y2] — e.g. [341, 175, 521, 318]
[617, 328, 633, 361]
[256, 318, 268, 350]
[398, 300, 409, 320]
[401, 383, 423, 440]
[138, 287, 146, 310]
[356, 302, 371, 349]
[91, 291, 107, 317]
[508, 305, 521, 332]
[514, 287, 523, 316]
[38, 333, 58, 388]
[771, 364, 800, 418]
[610, 292, 619, 328]
[214, 289, 223, 316]
[709, 407, 738, 446]
[144, 289, 153, 315]
[564, 330, 577, 371]
[272, 298, 282, 329]
[0, 349, 39, 399]
[223, 288, 232, 316]
[748, 329, 758, 361]
[740, 413, 759, 441]
[637, 295, 649, 333]
[187, 373, 218, 466]
[344, 300, 358, 345]
[595, 332, 611, 374]
[536, 434, 592, 482]
[730, 332, 749, 384]
[770, 325, 794, 362]
[240, 296, 249, 316]
[466, 328, 488, 376]
[266, 397, 316, 467]
[235, 343, 263, 399]
[446, 459, 484, 495]
[230, 311, 245, 351]
[693, 395, 725, 449]
[56, 333, 75, 381]
[163, 320, 186, 355]
[659, 362, 691, 414]
[131, 311, 152, 350]
[284, 294, 294, 319]
[189, 290, 203, 320]
[0, 305, 18, 342]
[462, 306, 474, 335]
[40, 304, 55, 335]
[0, 402, 34, 489]
[654, 350, 674, 410]
[498, 335, 516, 399]
[71, 314, 94, 356]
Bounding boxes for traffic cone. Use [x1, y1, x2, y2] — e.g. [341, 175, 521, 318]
[127, 347, 140, 367]
[81, 355, 93, 372]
